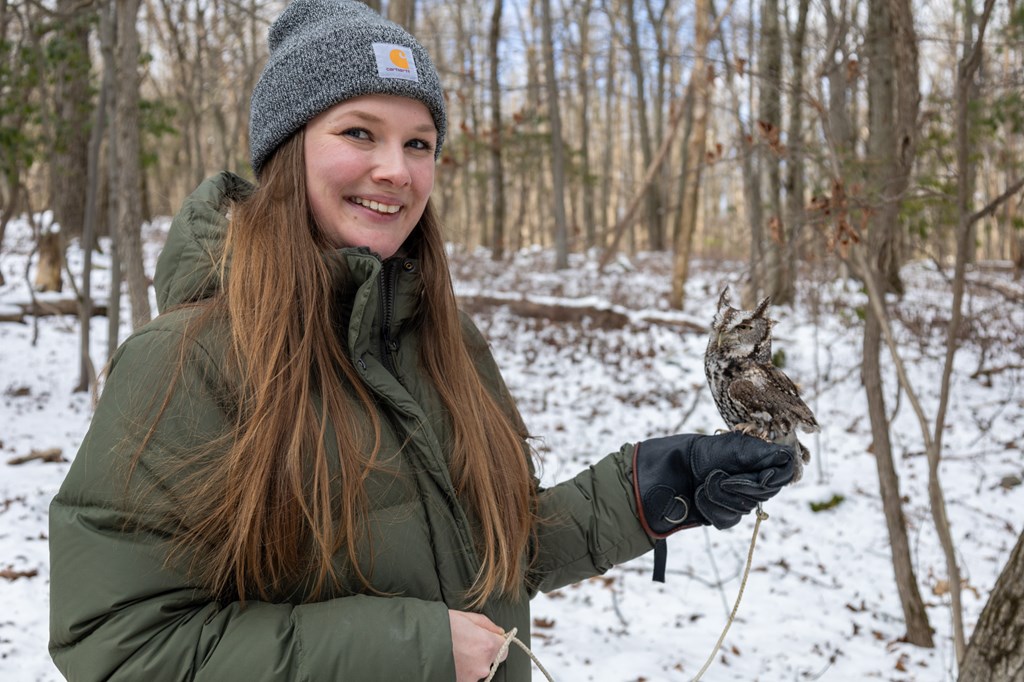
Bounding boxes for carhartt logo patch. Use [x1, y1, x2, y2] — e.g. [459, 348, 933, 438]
[373, 42, 418, 81]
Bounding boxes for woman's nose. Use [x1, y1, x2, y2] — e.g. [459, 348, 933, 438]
[371, 144, 412, 187]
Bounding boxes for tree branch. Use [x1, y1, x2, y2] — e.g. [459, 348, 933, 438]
[968, 176, 1024, 228]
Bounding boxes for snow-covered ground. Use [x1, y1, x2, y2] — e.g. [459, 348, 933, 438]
[2, 214, 1022, 681]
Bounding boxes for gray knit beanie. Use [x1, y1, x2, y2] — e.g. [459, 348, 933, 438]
[249, 0, 447, 176]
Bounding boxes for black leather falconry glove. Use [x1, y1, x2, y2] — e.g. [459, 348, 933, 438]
[632, 432, 796, 580]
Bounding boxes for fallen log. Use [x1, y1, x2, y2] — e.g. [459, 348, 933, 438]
[458, 294, 706, 333]
[0, 298, 108, 324]
[7, 447, 66, 465]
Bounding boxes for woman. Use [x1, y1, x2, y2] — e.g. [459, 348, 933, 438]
[48, 1, 795, 680]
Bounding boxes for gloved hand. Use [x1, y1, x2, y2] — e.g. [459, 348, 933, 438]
[632, 431, 796, 535]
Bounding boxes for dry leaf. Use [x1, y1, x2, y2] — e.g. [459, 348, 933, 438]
[1, 567, 38, 581]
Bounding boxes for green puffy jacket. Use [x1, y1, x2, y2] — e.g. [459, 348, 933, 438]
[49, 172, 655, 681]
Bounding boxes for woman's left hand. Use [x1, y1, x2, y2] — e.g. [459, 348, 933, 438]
[448, 609, 508, 681]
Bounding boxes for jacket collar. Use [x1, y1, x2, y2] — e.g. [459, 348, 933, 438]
[329, 248, 422, 361]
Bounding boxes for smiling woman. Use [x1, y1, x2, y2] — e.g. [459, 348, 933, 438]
[47, 1, 797, 681]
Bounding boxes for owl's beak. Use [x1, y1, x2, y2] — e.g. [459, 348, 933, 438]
[715, 331, 723, 349]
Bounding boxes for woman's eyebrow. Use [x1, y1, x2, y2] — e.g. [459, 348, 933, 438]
[332, 110, 435, 134]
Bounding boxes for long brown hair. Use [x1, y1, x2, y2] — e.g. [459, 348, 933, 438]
[141, 131, 536, 608]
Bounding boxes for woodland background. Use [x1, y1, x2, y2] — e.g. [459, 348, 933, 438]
[1, 0, 1024, 679]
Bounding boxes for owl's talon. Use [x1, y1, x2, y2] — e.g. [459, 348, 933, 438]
[732, 423, 769, 440]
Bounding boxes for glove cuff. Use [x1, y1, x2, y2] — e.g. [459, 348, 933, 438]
[632, 438, 709, 538]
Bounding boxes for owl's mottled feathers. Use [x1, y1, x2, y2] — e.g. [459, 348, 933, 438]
[704, 288, 818, 482]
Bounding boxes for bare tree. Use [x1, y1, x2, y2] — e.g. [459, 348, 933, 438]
[48, 0, 92, 240]
[597, 24, 618, 245]
[621, 0, 664, 250]
[103, 0, 122, 361]
[711, 0, 762, 290]
[387, 0, 415, 30]
[935, 0, 1022, 660]
[854, 0, 933, 647]
[487, 0, 506, 260]
[753, 0, 784, 305]
[569, 0, 596, 250]
[959, 529, 1024, 681]
[670, 0, 711, 308]
[539, 0, 569, 268]
[113, 0, 152, 332]
[76, 0, 116, 393]
[775, 0, 810, 306]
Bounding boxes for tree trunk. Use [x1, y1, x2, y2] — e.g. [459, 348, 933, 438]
[934, 0, 1001, 661]
[574, 0, 595, 250]
[539, 0, 568, 269]
[958, 530, 1024, 681]
[711, 2, 761, 289]
[387, 0, 415, 31]
[487, 0, 506, 260]
[114, 0, 152, 330]
[48, 0, 92, 239]
[744, 0, 765, 295]
[822, 0, 856, 174]
[670, 0, 710, 308]
[775, 0, 811, 306]
[858, 0, 931, 646]
[861, 301, 934, 646]
[76, 0, 114, 393]
[864, 0, 914, 295]
[755, 0, 784, 305]
[623, 0, 664, 250]
[104, 0, 122, 360]
[598, 35, 618, 245]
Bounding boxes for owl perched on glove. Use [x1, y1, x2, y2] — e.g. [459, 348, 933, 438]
[704, 288, 818, 482]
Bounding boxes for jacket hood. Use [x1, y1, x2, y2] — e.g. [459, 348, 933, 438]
[154, 171, 255, 313]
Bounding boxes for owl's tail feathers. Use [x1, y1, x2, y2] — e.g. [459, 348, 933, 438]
[797, 440, 811, 463]
[799, 420, 821, 434]
[772, 431, 810, 484]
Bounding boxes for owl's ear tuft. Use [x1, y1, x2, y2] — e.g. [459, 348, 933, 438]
[717, 286, 731, 310]
[754, 296, 772, 318]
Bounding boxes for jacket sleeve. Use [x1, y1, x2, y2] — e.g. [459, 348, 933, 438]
[529, 444, 655, 592]
[48, 323, 455, 682]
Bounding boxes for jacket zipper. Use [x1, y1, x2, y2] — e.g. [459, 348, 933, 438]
[378, 259, 401, 377]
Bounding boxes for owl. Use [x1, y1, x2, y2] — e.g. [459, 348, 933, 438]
[704, 288, 818, 482]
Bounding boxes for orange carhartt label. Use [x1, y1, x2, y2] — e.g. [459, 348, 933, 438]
[390, 49, 409, 69]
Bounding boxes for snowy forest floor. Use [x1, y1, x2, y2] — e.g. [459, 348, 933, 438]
[2, 215, 1023, 681]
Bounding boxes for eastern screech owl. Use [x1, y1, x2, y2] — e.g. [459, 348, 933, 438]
[704, 288, 818, 482]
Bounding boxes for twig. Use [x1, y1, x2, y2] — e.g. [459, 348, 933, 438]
[703, 526, 731, 619]
[672, 383, 705, 432]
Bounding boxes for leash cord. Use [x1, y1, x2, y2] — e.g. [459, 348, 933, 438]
[485, 506, 768, 682]
[484, 627, 556, 682]
[690, 504, 768, 682]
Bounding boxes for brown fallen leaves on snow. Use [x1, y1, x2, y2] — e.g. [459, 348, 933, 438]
[1, 566, 38, 581]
